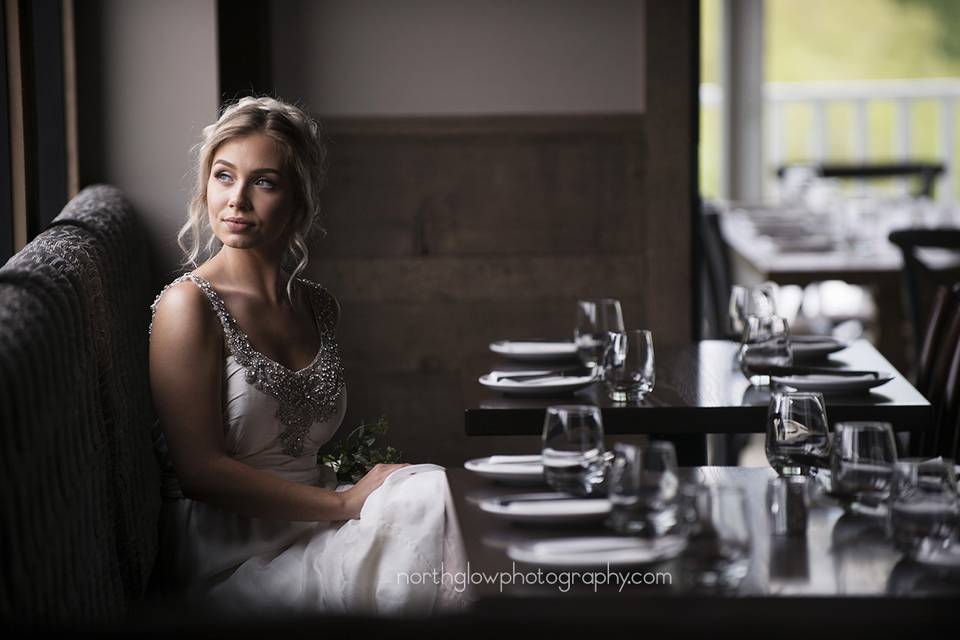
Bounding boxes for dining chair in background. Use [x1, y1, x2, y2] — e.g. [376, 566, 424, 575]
[931, 284, 960, 460]
[700, 200, 734, 340]
[911, 283, 960, 458]
[776, 161, 946, 199]
[888, 228, 960, 375]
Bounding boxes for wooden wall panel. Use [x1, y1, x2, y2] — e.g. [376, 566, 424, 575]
[307, 116, 654, 465]
[319, 116, 646, 257]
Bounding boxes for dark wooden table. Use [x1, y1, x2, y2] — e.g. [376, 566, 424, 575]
[464, 340, 931, 464]
[447, 467, 960, 606]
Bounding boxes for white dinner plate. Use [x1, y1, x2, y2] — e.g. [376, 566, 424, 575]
[771, 372, 894, 394]
[912, 544, 960, 570]
[489, 340, 579, 362]
[789, 336, 849, 360]
[479, 373, 598, 396]
[464, 455, 545, 484]
[507, 535, 687, 568]
[478, 493, 612, 525]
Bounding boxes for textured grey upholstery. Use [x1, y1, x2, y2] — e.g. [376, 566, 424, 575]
[0, 185, 161, 626]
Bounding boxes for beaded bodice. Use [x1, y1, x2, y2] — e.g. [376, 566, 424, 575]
[150, 273, 346, 457]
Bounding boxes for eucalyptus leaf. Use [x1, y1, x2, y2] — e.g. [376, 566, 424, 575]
[319, 415, 403, 483]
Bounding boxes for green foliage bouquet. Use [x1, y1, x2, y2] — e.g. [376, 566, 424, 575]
[320, 415, 402, 483]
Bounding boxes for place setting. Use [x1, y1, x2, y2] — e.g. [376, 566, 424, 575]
[481, 297, 659, 400]
[464, 404, 754, 586]
[731, 283, 892, 395]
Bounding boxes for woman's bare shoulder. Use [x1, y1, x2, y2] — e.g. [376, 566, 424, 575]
[150, 278, 220, 351]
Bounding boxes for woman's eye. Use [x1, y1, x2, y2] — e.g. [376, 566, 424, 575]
[214, 171, 232, 183]
[254, 177, 275, 189]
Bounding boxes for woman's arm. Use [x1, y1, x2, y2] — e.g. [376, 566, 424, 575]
[149, 282, 402, 521]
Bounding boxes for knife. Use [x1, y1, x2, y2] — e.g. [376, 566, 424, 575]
[497, 493, 586, 506]
[491, 369, 589, 382]
[756, 365, 880, 378]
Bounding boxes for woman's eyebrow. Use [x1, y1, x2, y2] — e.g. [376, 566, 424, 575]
[212, 159, 282, 175]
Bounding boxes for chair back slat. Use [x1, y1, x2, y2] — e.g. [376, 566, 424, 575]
[887, 228, 960, 373]
[916, 285, 955, 397]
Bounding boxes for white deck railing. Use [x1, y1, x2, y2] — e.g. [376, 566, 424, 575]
[701, 79, 960, 203]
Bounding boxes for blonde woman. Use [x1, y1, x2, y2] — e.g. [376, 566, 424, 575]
[149, 97, 466, 615]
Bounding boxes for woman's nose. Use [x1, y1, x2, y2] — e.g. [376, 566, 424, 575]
[228, 184, 251, 210]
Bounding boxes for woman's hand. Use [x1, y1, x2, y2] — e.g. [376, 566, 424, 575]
[343, 463, 411, 519]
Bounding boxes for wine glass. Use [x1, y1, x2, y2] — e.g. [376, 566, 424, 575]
[541, 405, 607, 497]
[729, 283, 779, 338]
[766, 391, 831, 476]
[888, 458, 960, 559]
[738, 315, 792, 385]
[830, 421, 898, 515]
[606, 441, 680, 536]
[574, 299, 624, 373]
[603, 329, 655, 402]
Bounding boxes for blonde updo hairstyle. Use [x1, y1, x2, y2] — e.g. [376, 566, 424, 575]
[178, 96, 327, 304]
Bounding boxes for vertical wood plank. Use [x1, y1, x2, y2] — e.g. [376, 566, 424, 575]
[4, 0, 26, 251]
[645, 0, 695, 345]
[61, 0, 77, 198]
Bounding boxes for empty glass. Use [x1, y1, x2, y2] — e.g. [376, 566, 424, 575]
[574, 298, 624, 372]
[603, 329, 655, 402]
[606, 441, 680, 536]
[766, 391, 831, 476]
[830, 421, 898, 515]
[541, 405, 607, 497]
[888, 458, 960, 559]
[738, 315, 792, 385]
[729, 283, 779, 337]
[680, 485, 752, 590]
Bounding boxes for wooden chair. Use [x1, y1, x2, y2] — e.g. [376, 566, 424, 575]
[776, 161, 945, 199]
[700, 201, 734, 339]
[935, 285, 960, 460]
[913, 283, 960, 458]
[915, 285, 957, 398]
[887, 228, 960, 374]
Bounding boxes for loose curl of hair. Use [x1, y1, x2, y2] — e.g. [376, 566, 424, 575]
[178, 96, 328, 304]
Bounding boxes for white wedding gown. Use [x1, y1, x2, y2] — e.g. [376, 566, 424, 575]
[151, 273, 469, 616]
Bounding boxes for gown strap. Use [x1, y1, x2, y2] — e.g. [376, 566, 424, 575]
[295, 277, 340, 335]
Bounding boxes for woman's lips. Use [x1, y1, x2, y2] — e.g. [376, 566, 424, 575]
[223, 218, 254, 232]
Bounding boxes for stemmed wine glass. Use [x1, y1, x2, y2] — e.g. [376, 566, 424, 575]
[766, 391, 831, 477]
[575, 298, 624, 374]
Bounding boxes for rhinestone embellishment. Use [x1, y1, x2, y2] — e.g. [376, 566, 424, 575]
[150, 273, 346, 456]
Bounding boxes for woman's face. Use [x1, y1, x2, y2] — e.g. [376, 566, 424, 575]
[206, 133, 295, 254]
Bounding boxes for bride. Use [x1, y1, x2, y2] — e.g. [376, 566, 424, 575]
[148, 96, 467, 616]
